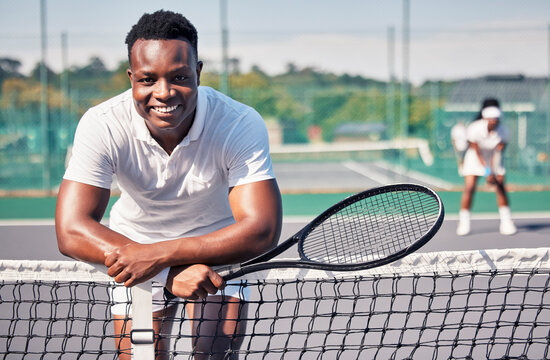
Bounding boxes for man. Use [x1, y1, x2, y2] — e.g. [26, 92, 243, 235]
[55, 10, 282, 359]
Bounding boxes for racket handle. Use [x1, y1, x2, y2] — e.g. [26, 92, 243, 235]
[215, 263, 243, 281]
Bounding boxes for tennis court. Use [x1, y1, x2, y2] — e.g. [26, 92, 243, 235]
[1, 1, 550, 357]
[1, 158, 549, 359]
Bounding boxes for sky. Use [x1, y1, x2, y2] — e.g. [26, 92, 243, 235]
[1, 0, 549, 85]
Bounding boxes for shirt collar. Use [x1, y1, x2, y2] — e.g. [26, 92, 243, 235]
[130, 97, 153, 143]
[130, 87, 206, 145]
[186, 86, 206, 143]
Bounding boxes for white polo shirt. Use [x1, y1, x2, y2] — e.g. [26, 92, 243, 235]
[64, 86, 275, 243]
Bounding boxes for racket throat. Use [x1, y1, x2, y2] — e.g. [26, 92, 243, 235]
[244, 236, 300, 266]
[216, 263, 243, 280]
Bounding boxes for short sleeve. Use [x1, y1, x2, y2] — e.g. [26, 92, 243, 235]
[63, 109, 115, 189]
[451, 123, 468, 151]
[224, 109, 275, 188]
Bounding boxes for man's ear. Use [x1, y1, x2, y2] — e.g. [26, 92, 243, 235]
[196, 61, 203, 86]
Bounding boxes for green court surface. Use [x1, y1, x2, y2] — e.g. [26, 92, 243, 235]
[0, 191, 548, 219]
[282, 191, 550, 216]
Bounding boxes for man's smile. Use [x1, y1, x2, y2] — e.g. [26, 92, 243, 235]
[151, 105, 181, 114]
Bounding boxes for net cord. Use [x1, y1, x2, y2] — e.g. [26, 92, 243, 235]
[1, 248, 549, 282]
[270, 138, 434, 165]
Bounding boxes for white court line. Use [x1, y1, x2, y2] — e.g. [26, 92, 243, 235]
[374, 161, 455, 190]
[1, 213, 548, 226]
[0, 219, 109, 226]
[285, 212, 550, 223]
[342, 160, 394, 184]
[0, 219, 55, 226]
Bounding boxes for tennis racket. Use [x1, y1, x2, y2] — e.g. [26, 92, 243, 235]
[217, 183, 444, 281]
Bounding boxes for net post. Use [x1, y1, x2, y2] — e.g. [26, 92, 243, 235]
[131, 281, 154, 360]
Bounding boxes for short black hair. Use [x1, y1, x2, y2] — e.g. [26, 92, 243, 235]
[125, 10, 198, 64]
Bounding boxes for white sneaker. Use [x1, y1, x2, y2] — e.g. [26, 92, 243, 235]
[456, 220, 470, 236]
[500, 220, 517, 235]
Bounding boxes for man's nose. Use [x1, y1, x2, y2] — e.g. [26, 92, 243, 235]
[154, 79, 174, 99]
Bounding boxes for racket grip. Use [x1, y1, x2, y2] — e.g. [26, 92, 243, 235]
[214, 263, 243, 281]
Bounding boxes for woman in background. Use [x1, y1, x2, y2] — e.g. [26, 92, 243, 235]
[456, 98, 517, 236]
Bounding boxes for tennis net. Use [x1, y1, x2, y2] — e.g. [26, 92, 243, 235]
[1, 248, 549, 359]
[270, 138, 434, 166]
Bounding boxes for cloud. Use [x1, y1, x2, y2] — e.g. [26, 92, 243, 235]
[7, 24, 547, 85]
[201, 26, 548, 84]
[201, 33, 390, 80]
[410, 27, 548, 83]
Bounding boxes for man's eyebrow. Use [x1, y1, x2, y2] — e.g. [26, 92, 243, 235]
[136, 66, 192, 76]
[170, 65, 193, 72]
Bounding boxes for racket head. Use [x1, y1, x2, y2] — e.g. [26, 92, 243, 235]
[296, 184, 444, 270]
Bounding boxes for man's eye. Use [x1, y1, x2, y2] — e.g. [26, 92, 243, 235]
[174, 75, 187, 82]
[139, 77, 154, 83]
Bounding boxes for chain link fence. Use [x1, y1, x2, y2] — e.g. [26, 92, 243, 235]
[1, 24, 549, 193]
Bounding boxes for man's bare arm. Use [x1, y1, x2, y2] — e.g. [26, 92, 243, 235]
[56, 179, 224, 296]
[55, 179, 136, 263]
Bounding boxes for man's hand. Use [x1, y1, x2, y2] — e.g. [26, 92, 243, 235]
[166, 264, 225, 300]
[104, 242, 167, 287]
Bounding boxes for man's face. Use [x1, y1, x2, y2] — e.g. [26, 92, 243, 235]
[127, 38, 202, 137]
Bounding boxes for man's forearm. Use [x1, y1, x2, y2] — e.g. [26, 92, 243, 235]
[57, 216, 135, 264]
[161, 217, 278, 268]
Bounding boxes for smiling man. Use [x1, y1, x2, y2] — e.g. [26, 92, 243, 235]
[55, 10, 282, 359]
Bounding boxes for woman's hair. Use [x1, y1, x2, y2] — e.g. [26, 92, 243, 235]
[473, 97, 500, 121]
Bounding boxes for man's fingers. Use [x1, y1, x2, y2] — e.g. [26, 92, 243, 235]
[106, 260, 126, 277]
[166, 264, 227, 299]
[209, 268, 226, 290]
[103, 250, 117, 267]
[107, 264, 119, 277]
[114, 269, 132, 285]
[201, 280, 219, 295]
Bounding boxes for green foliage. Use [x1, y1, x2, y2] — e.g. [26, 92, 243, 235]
[0, 56, 447, 144]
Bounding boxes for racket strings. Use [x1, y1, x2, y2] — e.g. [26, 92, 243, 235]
[302, 190, 440, 264]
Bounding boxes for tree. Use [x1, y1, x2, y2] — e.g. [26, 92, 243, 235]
[0, 57, 22, 77]
[106, 60, 130, 94]
[29, 62, 58, 84]
[1, 77, 64, 109]
[0, 57, 23, 95]
[72, 56, 108, 77]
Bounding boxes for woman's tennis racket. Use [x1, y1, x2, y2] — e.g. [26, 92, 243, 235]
[217, 183, 444, 281]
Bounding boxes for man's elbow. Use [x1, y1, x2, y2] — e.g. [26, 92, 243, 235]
[55, 219, 84, 259]
[254, 219, 281, 255]
[56, 228, 76, 258]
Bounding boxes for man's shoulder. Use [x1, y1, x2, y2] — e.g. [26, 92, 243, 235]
[200, 86, 255, 116]
[87, 89, 134, 119]
[78, 89, 135, 142]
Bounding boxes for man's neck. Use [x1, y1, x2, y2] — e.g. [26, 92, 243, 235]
[148, 112, 195, 155]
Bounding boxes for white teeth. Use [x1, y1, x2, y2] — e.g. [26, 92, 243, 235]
[153, 105, 178, 113]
